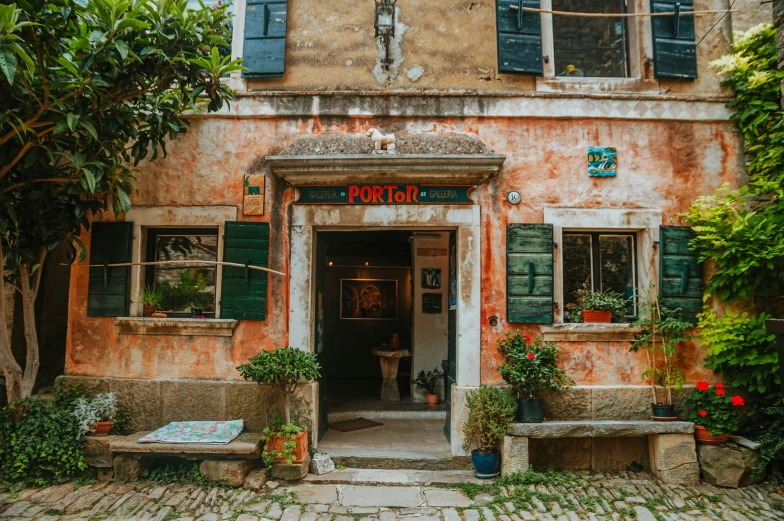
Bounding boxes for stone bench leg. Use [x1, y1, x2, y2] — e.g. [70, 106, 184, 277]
[501, 435, 529, 476]
[113, 455, 150, 482]
[648, 433, 700, 485]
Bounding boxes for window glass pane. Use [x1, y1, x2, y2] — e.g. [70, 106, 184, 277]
[154, 234, 218, 313]
[563, 234, 592, 322]
[599, 235, 634, 305]
[553, 0, 628, 78]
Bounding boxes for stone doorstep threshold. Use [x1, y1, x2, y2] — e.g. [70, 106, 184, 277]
[114, 317, 238, 337]
[327, 410, 446, 423]
[302, 468, 485, 486]
[325, 449, 473, 472]
[506, 420, 694, 438]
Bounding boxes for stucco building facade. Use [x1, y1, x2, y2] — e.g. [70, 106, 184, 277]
[61, 0, 768, 467]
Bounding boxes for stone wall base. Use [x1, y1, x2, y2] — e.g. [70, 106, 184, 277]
[57, 376, 318, 443]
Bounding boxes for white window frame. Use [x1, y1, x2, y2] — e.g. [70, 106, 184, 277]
[537, 0, 657, 92]
[544, 207, 661, 324]
[125, 206, 238, 318]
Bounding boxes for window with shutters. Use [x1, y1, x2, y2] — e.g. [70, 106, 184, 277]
[144, 228, 219, 318]
[562, 232, 637, 322]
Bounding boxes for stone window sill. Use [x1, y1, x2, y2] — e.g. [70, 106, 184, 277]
[535, 77, 660, 95]
[539, 323, 641, 342]
[114, 318, 238, 337]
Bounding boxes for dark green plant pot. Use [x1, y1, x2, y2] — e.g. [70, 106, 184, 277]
[516, 397, 544, 423]
[651, 403, 675, 419]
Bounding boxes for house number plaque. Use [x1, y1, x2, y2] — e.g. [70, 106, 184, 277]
[295, 184, 474, 205]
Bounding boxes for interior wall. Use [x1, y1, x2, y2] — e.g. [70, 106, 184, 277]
[411, 233, 449, 402]
[324, 265, 412, 383]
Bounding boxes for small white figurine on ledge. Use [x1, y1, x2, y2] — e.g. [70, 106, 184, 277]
[367, 128, 397, 153]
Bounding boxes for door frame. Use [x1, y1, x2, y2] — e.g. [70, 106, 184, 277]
[288, 204, 481, 455]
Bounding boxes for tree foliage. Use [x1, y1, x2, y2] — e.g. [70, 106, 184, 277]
[0, 0, 242, 401]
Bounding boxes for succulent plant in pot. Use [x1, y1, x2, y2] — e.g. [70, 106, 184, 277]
[498, 331, 574, 423]
[462, 385, 516, 479]
[413, 367, 444, 405]
[579, 289, 629, 323]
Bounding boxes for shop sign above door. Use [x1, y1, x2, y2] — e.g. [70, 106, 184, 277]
[296, 184, 474, 205]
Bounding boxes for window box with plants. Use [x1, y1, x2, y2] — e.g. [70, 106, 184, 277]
[498, 332, 574, 423]
[237, 347, 321, 470]
[688, 382, 745, 445]
[462, 385, 516, 479]
[578, 289, 629, 323]
[630, 294, 692, 420]
[413, 367, 444, 406]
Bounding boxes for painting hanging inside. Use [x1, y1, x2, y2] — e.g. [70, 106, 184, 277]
[587, 146, 617, 177]
[340, 279, 398, 320]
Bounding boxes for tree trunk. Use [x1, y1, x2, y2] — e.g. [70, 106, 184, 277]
[19, 262, 42, 398]
[0, 242, 24, 402]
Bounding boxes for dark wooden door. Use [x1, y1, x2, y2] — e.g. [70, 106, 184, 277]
[444, 231, 457, 441]
[315, 233, 328, 441]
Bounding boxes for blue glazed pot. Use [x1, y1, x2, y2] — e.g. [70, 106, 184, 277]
[471, 449, 500, 479]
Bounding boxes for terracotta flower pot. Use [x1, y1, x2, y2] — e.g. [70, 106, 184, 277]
[90, 421, 114, 436]
[268, 428, 309, 463]
[426, 393, 439, 406]
[143, 305, 155, 317]
[582, 309, 612, 323]
[694, 425, 730, 445]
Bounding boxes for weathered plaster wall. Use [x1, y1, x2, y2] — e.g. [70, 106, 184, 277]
[64, 111, 743, 387]
[237, 0, 737, 97]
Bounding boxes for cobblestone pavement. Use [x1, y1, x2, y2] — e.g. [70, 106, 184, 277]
[0, 471, 782, 521]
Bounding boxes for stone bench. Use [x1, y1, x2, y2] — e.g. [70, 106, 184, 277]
[86, 432, 262, 483]
[501, 421, 699, 484]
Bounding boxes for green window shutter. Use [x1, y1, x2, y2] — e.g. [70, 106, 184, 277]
[87, 222, 134, 317]
[220, 222, 270, 320]
[650, 0, 697, 79]
[496, 0, 543, 75]
[242, 0, 288, 78]
[659, 226, 703, 323]
[507, 224, 554, 323]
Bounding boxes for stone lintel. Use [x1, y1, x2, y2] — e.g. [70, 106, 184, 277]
[114, 318, 238, 337]
[110, 432, 262, 460]
[266, 154, 506, 186]
[506, 421, 694, 438]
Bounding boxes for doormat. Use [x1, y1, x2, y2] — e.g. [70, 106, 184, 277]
[328, 417, 383, 433]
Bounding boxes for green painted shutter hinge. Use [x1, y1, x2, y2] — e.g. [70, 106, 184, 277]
[673, 2, 681, 37]
[680, 260, 689, 295]
[527, 261, 534, 294]
[103, 259, 109, 289]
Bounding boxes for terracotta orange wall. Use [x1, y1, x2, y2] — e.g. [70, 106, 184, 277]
[64, 115, 742, 385]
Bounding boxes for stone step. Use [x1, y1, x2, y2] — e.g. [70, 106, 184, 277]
[301, 467, 483, 485]
[327, 409, 446, 423]
[322, 448, 472, 471]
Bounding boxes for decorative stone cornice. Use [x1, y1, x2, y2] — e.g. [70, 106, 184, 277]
[265, 154, 507, 185]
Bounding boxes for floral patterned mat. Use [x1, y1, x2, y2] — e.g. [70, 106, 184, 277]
[138, 420, 244, 444]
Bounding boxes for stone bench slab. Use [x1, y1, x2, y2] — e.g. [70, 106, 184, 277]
[109, 432, 262, 460]
[507, 421, 694, 438]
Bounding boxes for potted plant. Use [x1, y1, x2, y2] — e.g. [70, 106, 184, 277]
[462, 385, 516, 479]
[237, 347, 321, 465]
[630, 293, 691, 420]
[580, 289, 628, 323]
[134, 285, 163, 317]
[73, 392, 117, 437]
[688, 382, 745, 444]
[498, 332, 574, 423]
[413, 367, 444, 405]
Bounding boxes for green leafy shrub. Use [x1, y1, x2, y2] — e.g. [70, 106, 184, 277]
[462, 386, 516, 453]
[497, 332, 574, 399]
[581, 289, 628, 313]
[741, 393, 784, 479]
[700, 309, 779, 394]
[687, 381, 745, 435]
[413, 367, 444, 394]
[261, 415, 306, 468]
[0, 383, 88, 486]
[237, 347, 321, 425]
[630, 296, 691, 405]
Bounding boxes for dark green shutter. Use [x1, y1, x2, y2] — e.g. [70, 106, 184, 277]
[659, 226, 703, 323]
[220, 222, 269, 320]
[650, 0, 697, 79]
[87, 222, 134, 317]
[507, 224, 554, 323]
[242, 0, 288, 78]
[496, 0, 543, 75]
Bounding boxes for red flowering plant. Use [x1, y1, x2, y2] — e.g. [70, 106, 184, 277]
[687, 381, 745, 435]
[497, 331, 574, 399]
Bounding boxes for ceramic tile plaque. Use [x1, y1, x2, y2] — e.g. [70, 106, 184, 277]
[588, 146, 618, 177]
[243, 175, 265, 215]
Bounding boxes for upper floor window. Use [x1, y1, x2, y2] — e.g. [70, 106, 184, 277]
[553, 0, 629, 78]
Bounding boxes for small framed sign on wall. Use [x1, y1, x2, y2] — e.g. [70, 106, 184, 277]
[421, 268, 441, 289]
[422, 293, 442, 314]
